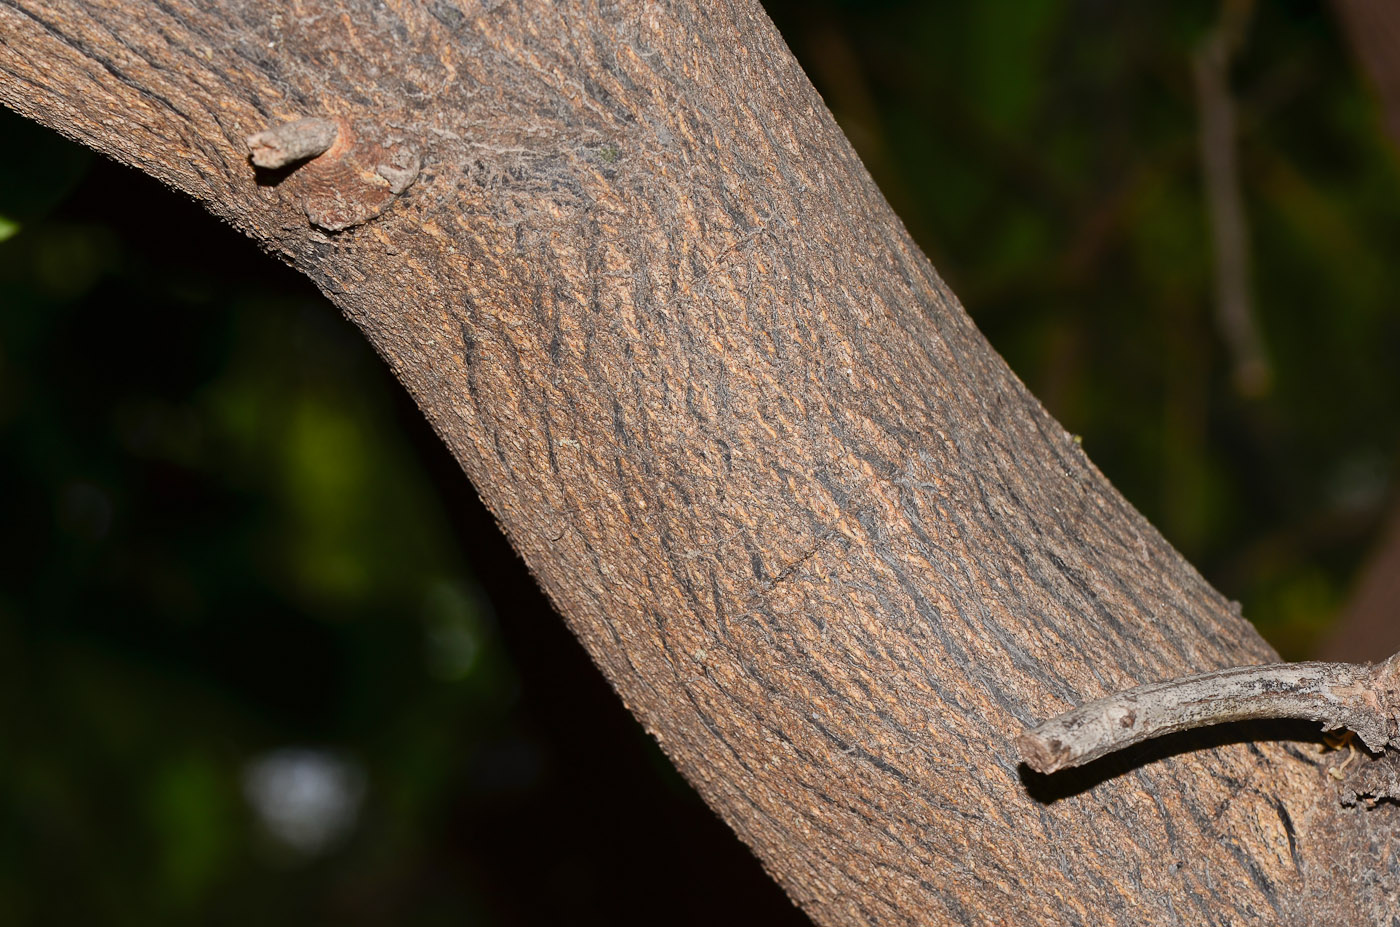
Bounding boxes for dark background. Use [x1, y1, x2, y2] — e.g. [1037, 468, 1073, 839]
[2, 1, 1398, 923]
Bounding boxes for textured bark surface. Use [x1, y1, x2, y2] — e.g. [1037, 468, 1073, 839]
[3, 1, 1398, 924]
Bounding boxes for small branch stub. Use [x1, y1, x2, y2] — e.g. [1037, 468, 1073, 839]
[1019, 651, 1400, 774]
[244, 117, 420, 232]
[246, 117, 339, 169]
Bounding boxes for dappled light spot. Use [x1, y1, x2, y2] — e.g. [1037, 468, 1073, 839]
[241, 748, 367, 860]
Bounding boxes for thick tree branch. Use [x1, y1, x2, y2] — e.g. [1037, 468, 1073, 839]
[2, 1, 1398, 924]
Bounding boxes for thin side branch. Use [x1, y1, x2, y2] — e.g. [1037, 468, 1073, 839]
[1019, 651, 1400, 774]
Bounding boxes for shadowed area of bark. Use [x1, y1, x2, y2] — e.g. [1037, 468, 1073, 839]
[2, 1, 1397, 923]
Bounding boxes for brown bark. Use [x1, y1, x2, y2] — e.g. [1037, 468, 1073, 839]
[2, 1, 1396, 924]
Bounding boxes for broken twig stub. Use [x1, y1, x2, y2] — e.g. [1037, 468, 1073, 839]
[1019, 651, 1400, 774]
[246, 117, 339, 169]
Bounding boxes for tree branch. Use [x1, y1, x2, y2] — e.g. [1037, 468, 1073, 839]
[1021, 651, 1400, 773]
[3, 0, 1399, 922]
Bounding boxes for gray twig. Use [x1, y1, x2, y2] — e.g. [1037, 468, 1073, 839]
[1019, 651, 1400, 774]
[247, 117, 339, 169]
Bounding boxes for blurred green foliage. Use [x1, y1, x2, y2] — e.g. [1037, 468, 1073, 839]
[2, 1, 1399, 924]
